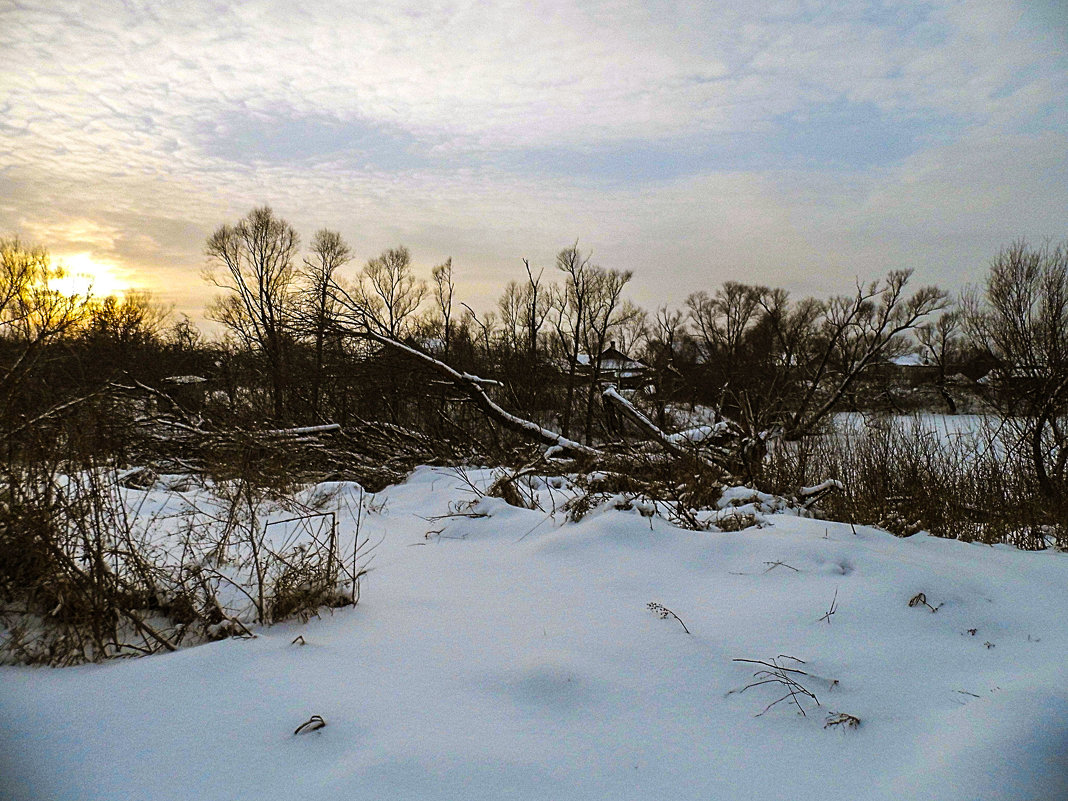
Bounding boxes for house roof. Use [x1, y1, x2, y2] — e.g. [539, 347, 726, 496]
[599, 345, 645, 367]
[891, 353, 927, 367]
[572, 344, 649, 378]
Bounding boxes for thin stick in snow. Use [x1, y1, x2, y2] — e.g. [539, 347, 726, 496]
[647, 602, 691, 635]
[817, 588, 839, 624]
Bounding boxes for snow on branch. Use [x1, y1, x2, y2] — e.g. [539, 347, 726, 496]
[665, 424, 728, 445]
[347, 327, 602, 459]
[602, 385, 731, 479]
[262, 424, 342, 438]
[800, 479, 845, 497]
[799, 478, 845, 508]
[602, 385, 679, 451]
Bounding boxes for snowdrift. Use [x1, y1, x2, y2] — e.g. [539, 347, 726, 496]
[2, 467, 1066, 801]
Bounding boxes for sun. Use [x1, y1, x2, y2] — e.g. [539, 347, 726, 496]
[50, 253, 130, 299]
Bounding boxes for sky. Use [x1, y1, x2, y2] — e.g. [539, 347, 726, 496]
[1, 0, 1066, 323]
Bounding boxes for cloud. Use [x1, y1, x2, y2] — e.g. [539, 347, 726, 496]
[196, 111, 432, 169]
[6, 0, 1059, 153]
[0, 0, 1065, 320]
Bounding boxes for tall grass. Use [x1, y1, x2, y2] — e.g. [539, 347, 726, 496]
[0, 455, 364, 666]
[764, 413, 1064, 549]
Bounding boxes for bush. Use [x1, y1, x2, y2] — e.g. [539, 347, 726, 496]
[0, 449, 363, 666]
[764, 413, 1063, 549]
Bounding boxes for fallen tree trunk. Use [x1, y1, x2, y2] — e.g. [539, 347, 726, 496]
[602, 385, 691, 459]
[351, 328, 603, 460]
[601, 385, 732, 480]
[799, 478, 845, 508]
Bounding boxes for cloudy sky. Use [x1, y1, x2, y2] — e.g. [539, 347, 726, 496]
[2, 0, 1066, 321]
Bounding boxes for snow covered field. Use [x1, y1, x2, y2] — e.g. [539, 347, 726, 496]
[832, 411, 1009, 449]
[2, 466, 1067, 801]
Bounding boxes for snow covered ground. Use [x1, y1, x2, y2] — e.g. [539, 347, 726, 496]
[832, 411, 1008, 447]
[2, 466, 1067, 801]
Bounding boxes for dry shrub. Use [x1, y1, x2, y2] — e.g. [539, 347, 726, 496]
[716, 511, 759, 532]
[269, 560, 351, 624]
[0, 452, 365, 666]
[764, 413, 1064, 548]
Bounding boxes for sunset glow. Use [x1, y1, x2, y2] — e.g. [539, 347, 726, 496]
[2, 0, 1065, 320]
[50, 253, 130, 299]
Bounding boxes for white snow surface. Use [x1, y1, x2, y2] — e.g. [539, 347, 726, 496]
[3, 466, 1068, 801]
[664, 423, 728, 444]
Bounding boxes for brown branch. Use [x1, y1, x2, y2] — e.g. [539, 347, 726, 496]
[602, 385, 732, 481]
[339, 325, 602, 459]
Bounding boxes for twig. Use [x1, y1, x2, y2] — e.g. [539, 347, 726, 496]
[817, 588, 839, 624]
[647, 601, 691, 635]
[293, 715, 326, 735]
[763, 560, 799, 573]
[908, 592, 942, 613]
[730, 655, 820, 716]
[824, 712, 860, 729]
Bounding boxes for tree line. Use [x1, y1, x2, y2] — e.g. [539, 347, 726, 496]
[1, 209, 1066, 508]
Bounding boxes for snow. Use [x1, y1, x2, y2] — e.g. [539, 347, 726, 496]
[2, 466, 1067, 801]
[891, 353, 926, 367]
[664, 423, 728, 444]
[575, 354, 645, 371]
[831, 412, 1014, 459]
[162, 375, 208, 385]
[801, 478, 846, 496]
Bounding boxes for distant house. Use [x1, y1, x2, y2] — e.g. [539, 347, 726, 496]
[576, 342, 651, 390]
[979, 363, 1054, 404]
[882, 353, 940, 386]
[883, 351, 1000, 387]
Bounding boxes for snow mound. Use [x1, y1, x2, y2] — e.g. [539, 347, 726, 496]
[1, 466, 1066, 801]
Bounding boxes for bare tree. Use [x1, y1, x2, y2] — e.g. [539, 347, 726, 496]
[746, 288, 823, 440]
[361, 246, 426, 338]
[653, 306, 686, 356]
[686, 282, 767, 420]
[522, 259, 551, 361]
[615, 302, 648, 356]
[782, 270, 947, 439]
[648, 305, 687, 427]
[580, 267, 635, 443]
[917, 307, 965, 413]
[498, 262, 552, 354]
[164, 315, 203, 353]
[82, 292, 170, 348]
[498, 280, 525, 354]
[298, 229, 352, 418]
[205, 206, 300, 420]
[0, 237, 47, 325]
[460, 303, 497, 362]
[550, 243, 595, 438]
[965, 240, 1068, 505]
[431, 258, 455, 359]
[1, 237, 86, 343]
[687, 282, 764, 365]
[0, 238, 87, 420]
[498, 260, 553, 414]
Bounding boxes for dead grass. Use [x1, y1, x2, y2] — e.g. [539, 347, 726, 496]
[763, 413, 1065, 549]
